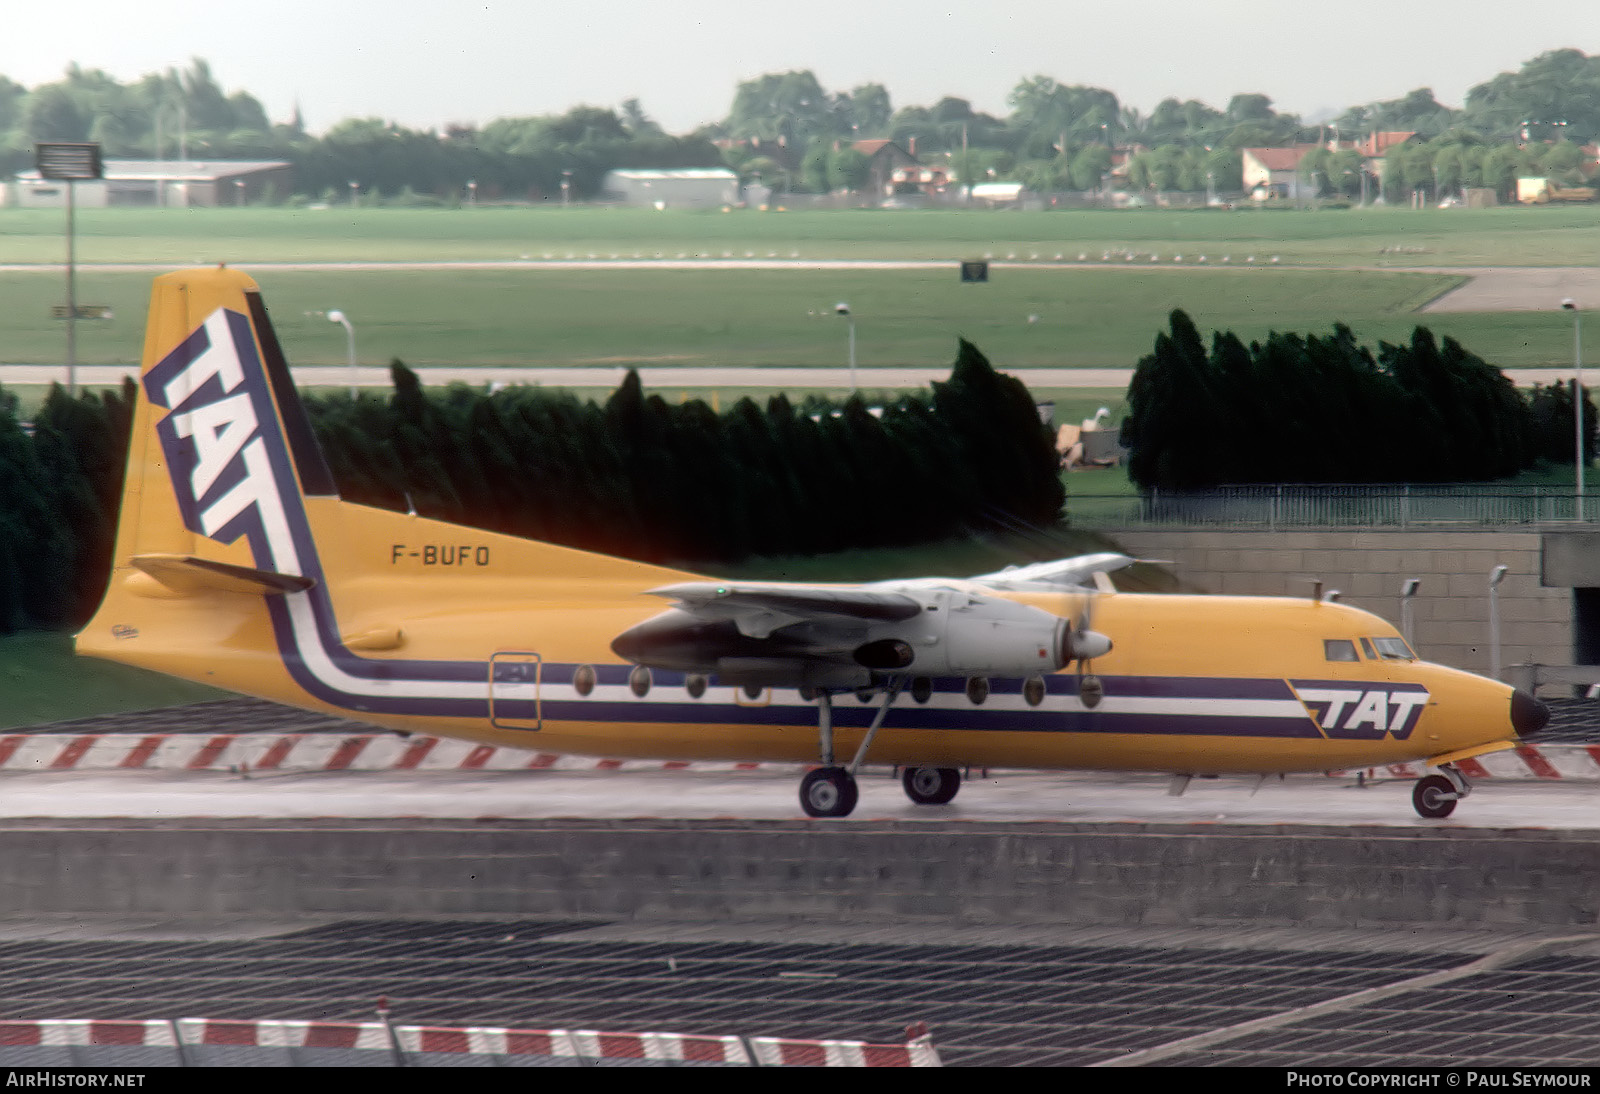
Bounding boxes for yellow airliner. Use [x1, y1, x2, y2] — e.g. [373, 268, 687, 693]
[77, 267, 1548, 819]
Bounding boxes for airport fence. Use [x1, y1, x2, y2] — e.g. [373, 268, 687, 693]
[1068, 485, 1594, 529]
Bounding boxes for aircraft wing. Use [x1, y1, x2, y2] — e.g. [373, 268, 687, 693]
[647, 582, 921, 640]
[966, 552, 1140, 591]
[620, 576, 1079, 687]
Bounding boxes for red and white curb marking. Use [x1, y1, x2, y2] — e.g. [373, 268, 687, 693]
[398, 1025, 754, 1064]
[0, 1017, 941, 1067]
[0, 731, 1596, 781]
[0, 1019, 178, 1049]
[1335, 744, 1600, 782]
[0, 732, 792, 774]
[749, 1031, 941, 1067]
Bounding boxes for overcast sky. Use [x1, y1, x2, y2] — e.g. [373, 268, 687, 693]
[5, 1, 1596, 134]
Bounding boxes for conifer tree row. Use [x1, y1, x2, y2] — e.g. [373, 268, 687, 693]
[1123, 311, 1593, 490]
[301, 339, 1065, 565]
[0, 381, 136, 634]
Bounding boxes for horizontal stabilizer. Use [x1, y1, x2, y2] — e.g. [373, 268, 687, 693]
[969, 552, 1141, 590]
[130, 554, 315, 597]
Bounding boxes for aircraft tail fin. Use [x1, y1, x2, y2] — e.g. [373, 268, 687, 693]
[78, 265, 695, 722]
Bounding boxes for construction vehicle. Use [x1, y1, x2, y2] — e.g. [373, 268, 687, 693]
[1516, 177, 1597, 204]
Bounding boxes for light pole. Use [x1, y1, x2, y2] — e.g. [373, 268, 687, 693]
[327, 309, 357, 398]
[1400, 578, 1420, 650]
[835, 302, 855, 395]
[1489, 565, 1509, 681]
[1564, 299, 1585, 521]
[36, 142, 103, 396]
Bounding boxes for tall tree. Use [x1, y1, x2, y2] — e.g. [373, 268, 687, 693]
[725, 70, 836, 145]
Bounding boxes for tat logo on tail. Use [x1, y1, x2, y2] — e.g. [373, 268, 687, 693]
[144, 308, 301, 572]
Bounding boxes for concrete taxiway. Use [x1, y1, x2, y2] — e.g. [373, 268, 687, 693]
[0, 766, 1595, 828]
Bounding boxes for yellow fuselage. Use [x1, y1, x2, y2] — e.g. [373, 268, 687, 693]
[74, 265, 1526, 780]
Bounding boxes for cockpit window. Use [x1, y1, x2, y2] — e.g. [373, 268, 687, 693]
[1371, 636, 1416, 661]
[1359, 637, 1378, 660]
[1324, 639, 1359, 662]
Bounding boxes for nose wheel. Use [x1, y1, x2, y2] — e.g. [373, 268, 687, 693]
[1412, 767, 1469, 819]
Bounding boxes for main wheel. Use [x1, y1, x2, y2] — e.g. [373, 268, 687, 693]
[1412, 774, 1459, 819]
[902, 765, 961, 806]
[800, 766, 859, 818]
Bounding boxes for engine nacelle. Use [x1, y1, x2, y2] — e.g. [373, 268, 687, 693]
[613, 589, 1106, 684]
[858, 591, 1074, 678]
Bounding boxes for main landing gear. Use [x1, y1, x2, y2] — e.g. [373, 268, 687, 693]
[797, 682, 966, 818]
[800, 685, 894, 818]
[902, 765, 962, 805]
[1412, 765, 1470, 819]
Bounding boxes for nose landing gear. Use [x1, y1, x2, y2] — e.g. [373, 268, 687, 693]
[1412, 765, 1470, 819]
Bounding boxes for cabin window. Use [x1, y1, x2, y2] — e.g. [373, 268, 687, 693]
[911, 677, 932, 704]
[1324, 639, 1359, 662]
[686, 674, 707, 699]
[1023, 675, 1046, 707]
[966, 676, 989, 705]
[573, 664, 596, 696]
[629, 665, 652, 697]
[1371, 636, 1416, 661]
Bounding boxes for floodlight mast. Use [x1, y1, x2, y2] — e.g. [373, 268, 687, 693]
[836, 302, 855, 395]
[327, 310, 357, 399]
[1564, 299, 1584, 522]
[35, 143, 103, 396]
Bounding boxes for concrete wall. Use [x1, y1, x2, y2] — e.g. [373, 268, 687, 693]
[3, 820, 1596, 929]
[1112, 529, 1572, 676]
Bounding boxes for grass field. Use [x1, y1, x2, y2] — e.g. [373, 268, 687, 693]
[2, 264, 1478, 369]
[0, 633, 225, 729]
[4, 204, 1600, 265]
[4, 205, 1594, 374]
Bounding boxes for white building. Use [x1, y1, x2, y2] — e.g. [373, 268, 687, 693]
[600, 168, 740, 209]
[8, 160, 293, 208]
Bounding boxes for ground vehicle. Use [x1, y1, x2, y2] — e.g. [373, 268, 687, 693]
[1516, 177, 1597, 204]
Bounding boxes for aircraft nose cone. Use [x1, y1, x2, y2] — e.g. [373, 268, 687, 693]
[1511, 689, 1550, 739]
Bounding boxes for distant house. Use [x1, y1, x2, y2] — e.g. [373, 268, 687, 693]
[849, 139, 919, 197]
[1241, 146, 1317, 200]
[1353, 131, 1419, 158]
[9, 160, 292, 208]
[1353, 131, 1420, 190]
[600, 168, 739, 208]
